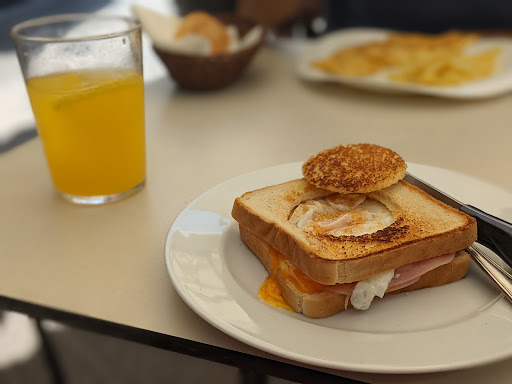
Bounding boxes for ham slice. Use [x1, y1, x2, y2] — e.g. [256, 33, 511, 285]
[389, 252, 455, 289]
[323, 252, 456, 296]
[324, 281, 357, 296]
[386, 276, 420, 292]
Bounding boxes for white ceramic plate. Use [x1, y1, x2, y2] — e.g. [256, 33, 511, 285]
[164, 162, 512, 374]
[295, 28, 512, 99]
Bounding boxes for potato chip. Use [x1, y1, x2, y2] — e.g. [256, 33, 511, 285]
[312, 31, 501, 86]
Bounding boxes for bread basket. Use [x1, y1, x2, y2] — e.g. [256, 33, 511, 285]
[153, 13, 265, 91]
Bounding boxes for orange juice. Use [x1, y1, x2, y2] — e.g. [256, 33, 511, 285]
[26, 69, 145, 197]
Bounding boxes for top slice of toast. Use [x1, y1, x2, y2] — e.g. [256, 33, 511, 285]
[231, 179, 477, 284]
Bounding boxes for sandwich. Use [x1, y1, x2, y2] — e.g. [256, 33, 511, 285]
[231, 144, 477, 318]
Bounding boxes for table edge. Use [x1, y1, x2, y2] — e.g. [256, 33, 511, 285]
[0, 295, 366, 384]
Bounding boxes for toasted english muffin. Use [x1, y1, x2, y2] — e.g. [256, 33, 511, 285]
[302, 144, 407, 194]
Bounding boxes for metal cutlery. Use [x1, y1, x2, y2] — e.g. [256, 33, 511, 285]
[404, 173, 512, 268]
[467, 245, 512, 303]
[404, 173, 512, 302]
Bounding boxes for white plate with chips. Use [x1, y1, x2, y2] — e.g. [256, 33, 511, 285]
[296, 28, 512, 99]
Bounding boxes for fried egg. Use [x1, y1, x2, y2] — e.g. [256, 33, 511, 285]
[289, 194, 394, 237]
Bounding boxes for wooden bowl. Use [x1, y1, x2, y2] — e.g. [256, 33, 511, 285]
[153, 14, 265, 91]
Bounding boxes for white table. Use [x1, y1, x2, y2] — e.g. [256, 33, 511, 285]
[1, 38, 512, 383]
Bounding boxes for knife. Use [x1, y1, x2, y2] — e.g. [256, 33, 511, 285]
[404, 173, 512, 268]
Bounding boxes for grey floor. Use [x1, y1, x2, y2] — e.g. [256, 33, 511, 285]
[0, 311, 295, 384]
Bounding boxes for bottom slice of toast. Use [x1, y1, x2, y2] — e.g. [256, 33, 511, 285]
[239, 225, 471, 318]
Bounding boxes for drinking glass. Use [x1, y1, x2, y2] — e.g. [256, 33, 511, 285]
[11, 14, 146, 205]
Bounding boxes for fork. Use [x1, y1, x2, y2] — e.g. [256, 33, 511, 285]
[467, 245, 512, 303]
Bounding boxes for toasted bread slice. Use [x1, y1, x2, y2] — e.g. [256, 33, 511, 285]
[240, 225, 471, 318]
[302, 144, 407, 193]
[231, 179, 476, 284]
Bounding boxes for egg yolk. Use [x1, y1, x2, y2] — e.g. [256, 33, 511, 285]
[257, 276, 294, 311]
[258, 247, 328, 310]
